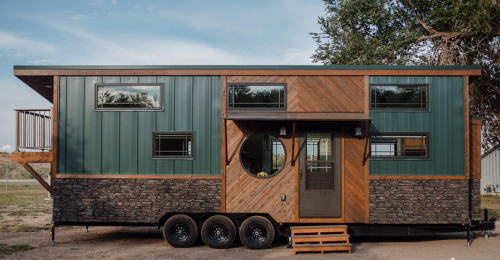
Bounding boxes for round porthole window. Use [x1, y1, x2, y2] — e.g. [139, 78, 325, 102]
[240, 133, 286, 178]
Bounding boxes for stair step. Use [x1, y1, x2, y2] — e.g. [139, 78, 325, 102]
[293, 243, 352, 255]
[290, 225, 348, 235]
[290, 225, 347, 230]
[292, 234, 350, 244]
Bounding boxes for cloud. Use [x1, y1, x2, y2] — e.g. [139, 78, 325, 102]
[111, 0, 117, 4]
[0, 30, 55, 56]
[0, 54, 3, 57]
[0, 144, 12, 152]
[91, 0, 106, 6]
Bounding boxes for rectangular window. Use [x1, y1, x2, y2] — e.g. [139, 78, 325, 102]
[370, 84, 428, 110]
[96, 83, 162, 110]
[153, 132, 193, 158]
[371, 133, 428, 158]
[227, 84, 286, 109]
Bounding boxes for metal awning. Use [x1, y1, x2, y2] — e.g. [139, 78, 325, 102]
[223, 112, 372, 166]
[225, 112, 371, 121]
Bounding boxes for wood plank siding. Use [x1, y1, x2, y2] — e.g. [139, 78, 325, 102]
[225, 76, 368, 223]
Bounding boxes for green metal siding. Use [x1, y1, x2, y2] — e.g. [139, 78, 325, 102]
[57, 76, 222, 175]
[369, 76, 465, 176]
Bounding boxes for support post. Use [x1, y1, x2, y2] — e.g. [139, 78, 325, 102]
[291, 121, 296, 166]
[225, 119, 229, 165]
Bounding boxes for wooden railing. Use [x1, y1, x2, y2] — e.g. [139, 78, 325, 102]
[15, 109, 52, 151]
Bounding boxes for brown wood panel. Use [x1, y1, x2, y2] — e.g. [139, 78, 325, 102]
[221, 76, 227, 213]
[227, 76, 364, 113]
[225, 120, 296, 223]
[470, 119, 482, 179]
[15, 69, 482, 77]
[51, 75, 58, 195]
[11, 151, 53, 163]
[343, 130, 367, 223]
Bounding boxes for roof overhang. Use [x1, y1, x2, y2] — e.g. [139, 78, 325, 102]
[225, 112, 371, 122]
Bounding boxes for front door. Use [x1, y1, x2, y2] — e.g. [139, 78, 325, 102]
[298, 129, 342, 218]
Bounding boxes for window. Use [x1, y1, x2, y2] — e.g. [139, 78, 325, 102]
[371, 133, 428, 158]
[153, 132, 193, 158]
[96, 83, 162, 110]
[370, 84, 428, 110]
[228, 84, 286, 109]
[240, 133, 286, 178]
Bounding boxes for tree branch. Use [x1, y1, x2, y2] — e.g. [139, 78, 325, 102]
[406, 0, 436, 34]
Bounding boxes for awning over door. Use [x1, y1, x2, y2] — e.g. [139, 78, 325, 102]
[224, 112, 372, 166]
[225, 112, 371, 122]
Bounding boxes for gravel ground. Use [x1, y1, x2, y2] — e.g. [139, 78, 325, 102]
[0, 224, 498, 260]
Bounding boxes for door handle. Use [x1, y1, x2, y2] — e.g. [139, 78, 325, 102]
[300, 170, 303, 180]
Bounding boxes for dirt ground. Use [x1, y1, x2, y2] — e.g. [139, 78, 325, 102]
[0, 219, 498, 260]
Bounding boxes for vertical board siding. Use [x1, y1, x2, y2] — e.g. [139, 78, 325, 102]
[57, 77, 67, 174]
[369, 76, 465, 176]
[57, 76, 222, 175]
[65, 77, 85, 173]
[101, 76, 121, 174]
[83, 77, 102, 174]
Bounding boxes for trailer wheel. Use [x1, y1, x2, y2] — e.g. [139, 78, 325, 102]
[163, 214, 198, 248]
[239, 216, 274, 249]
[201, 215, 236, 249]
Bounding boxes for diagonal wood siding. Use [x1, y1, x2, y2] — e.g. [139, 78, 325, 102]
[225, 121, 296, 223]
[227, 76, 364, 113]
[225, 75, 368, 223]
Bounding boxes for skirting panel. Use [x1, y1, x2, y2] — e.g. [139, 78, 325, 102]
[53, 178, 221, 223]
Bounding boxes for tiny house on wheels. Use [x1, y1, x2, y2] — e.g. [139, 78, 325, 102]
[12, 65, 495, 253]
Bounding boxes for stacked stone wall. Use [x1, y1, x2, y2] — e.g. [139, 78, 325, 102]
[53, 178, 221, 223]
[369, 179, 481, 224]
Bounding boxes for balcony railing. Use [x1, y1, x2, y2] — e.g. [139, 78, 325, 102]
[15, 109, 52, 151]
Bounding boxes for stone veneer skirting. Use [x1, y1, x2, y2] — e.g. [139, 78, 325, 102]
[369, 179, 481, 224]
[53, 178, 221, 223]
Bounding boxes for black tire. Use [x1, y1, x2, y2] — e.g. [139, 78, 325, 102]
[201, 215, 236, 249]
[163, 214, 198, 248]
[239, 216, 275, 249]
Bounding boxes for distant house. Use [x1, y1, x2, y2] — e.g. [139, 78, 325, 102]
[482, 144, 500, 196]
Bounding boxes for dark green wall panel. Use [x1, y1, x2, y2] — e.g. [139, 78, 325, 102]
[101, 77, 121, 174]
[155, 76, 175, 175]
[369, 76, 465, 176]
[83, 77, 102, 174]
[58, 76, 222, 175]
[65, 77, 85, 173]
[57, 77, 67, 174]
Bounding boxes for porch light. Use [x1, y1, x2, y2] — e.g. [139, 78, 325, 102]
[279, 126, 286, 136]
[355, 126, 363, 136]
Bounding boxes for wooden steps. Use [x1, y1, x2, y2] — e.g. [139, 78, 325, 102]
[290, 225, 351, 254]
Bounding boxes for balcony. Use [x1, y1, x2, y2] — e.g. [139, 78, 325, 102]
[12, 109, 53, 163]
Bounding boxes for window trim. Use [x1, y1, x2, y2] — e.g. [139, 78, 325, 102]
[239, 133, 287, 179]
[370, 132, 430, 159]
[369, 84, 429, 111]
[152, 132, 194, 159]
[226, 83, 287, 111]
[95, 83, 164, 111]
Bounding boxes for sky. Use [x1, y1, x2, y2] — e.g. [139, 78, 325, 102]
[0, 0, 327, 153]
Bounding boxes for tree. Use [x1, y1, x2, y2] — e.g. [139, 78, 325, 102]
[311, 0, 500, 149]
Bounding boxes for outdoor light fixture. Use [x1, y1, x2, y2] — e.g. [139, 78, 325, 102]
[355, 126, 363, 137]
[279, 126, 287, 136]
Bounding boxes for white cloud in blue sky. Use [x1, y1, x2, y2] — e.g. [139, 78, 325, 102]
[0, 0, 326, 152]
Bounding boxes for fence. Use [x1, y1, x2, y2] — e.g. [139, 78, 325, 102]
[15, 109, 52, 151]
[0, 162, 50, 192]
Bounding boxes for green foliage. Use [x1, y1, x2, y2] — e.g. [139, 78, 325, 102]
[312, 0, 500, 148]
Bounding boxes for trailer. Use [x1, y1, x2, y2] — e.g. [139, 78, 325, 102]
[11, 65, 495, 253]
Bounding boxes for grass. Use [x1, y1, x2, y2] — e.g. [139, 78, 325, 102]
[0, 184, 52, 233]
[0, 243, 34, 256]
[481, 195, 500, 220]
